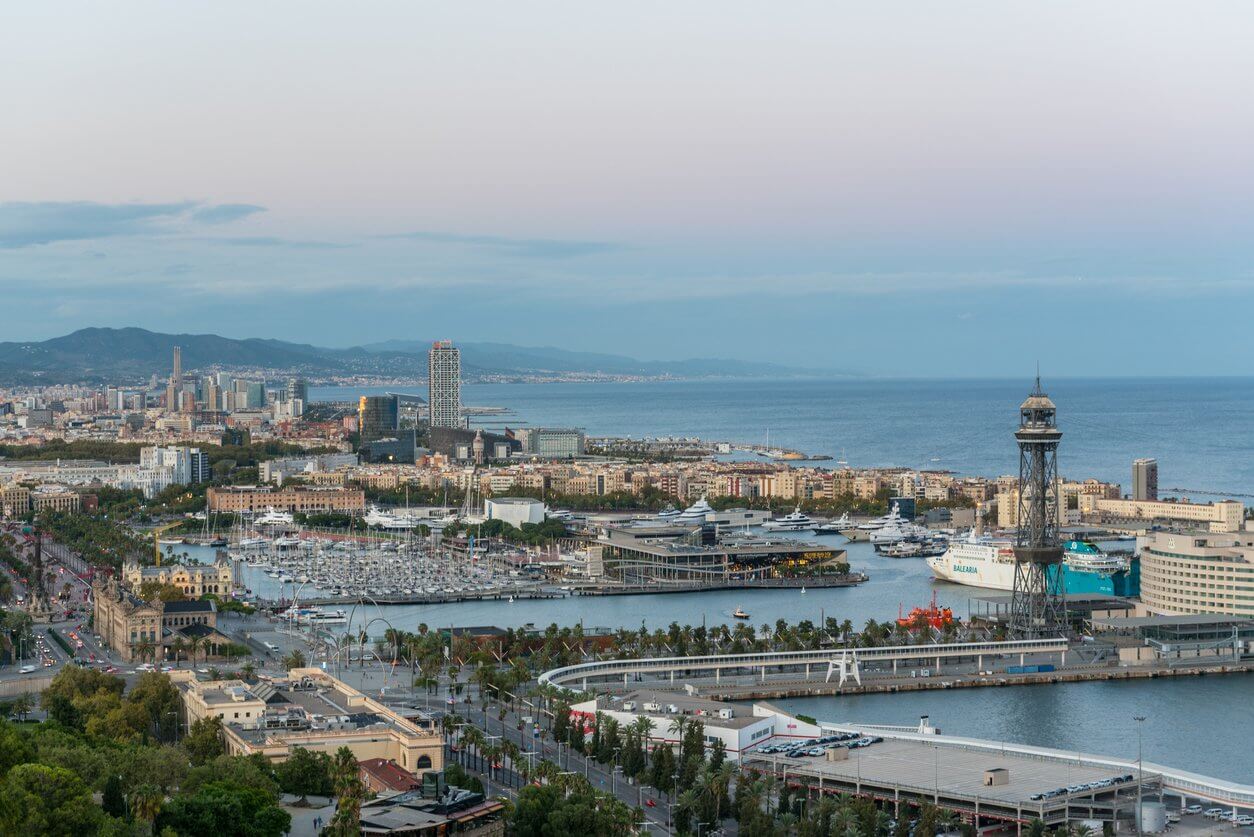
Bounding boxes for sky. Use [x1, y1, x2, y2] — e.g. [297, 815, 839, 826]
[3, 2, 1254, 377]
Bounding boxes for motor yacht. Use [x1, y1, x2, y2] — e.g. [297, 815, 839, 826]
[762, 506, 814, 531]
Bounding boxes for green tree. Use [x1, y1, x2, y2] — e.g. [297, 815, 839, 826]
[0, 763, 104, 836]
[0, 718, 36, 777]
[281, 649, 306, 670]
[326, 746, 362, 836]
[183, 716, 225, 766]
[102, 773, 127, 818]
[274, 746, 333, 798]
[155, 780, 291, 837]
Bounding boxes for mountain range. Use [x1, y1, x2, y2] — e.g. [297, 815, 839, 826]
[0, 328, 841, 385]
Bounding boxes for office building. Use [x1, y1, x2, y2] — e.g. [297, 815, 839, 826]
[1133, 458, 1159, 501]
[286, 378, 308, 417]
[515, 427, 586, 459]
[167, 346, 182, 411]
[140, 445, 210, 484]
[427, 341, 461, 428]
[358, 395, 400, 442]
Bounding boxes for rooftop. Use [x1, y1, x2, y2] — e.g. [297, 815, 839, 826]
[584, 689, 764, 731]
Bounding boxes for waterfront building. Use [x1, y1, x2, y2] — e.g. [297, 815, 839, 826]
[1132, 457, 1159, 501]
[427, 340, 461, 428]
[92, 576, 229, 662]
[596, 524, 847, 585]
[515, 427, 586, 459]
[170, 669, 443, 777]
[1138, 529, 1254, 617]
[484, 497, 545, 528]
[1079, 494, 1244, 532]
[122, 557, 234, 598]
[570, 690, 819, 762]
[206, 485, 365, 514]
[358, 395, 399, 442]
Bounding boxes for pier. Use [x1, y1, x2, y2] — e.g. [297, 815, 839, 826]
[568, 573, 867, 596]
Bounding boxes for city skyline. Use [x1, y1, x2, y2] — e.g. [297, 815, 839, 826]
[4, 2, 1254, 377]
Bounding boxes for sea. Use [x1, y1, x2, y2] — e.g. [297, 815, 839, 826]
[311, 377, 1254, 501]
[268, 377, 1254, 783]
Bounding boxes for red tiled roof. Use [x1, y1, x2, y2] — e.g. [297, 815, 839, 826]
[358, 758, 420, 792]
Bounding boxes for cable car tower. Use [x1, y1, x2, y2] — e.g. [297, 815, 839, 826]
[1009, 376, 1068, 637]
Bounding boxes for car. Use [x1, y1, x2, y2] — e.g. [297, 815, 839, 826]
[1234, 815, 1254, 827]
[1203, 808, 1225, 819]
[1183, 805, 1202, 815]
[645, 799, 656, 808]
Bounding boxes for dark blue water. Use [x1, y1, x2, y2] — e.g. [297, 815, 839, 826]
[312, 378, 1254, 499]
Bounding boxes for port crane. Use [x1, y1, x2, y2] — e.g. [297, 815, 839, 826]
[150, 520, 185, 566]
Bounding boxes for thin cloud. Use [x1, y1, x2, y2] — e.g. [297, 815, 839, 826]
[190, 203, 266, 224]
[379, 230, 623, 259]
[0, 200, 267, 248]
[202, 235, 351, 249]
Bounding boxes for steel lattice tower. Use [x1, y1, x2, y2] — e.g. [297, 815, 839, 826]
[1009, 377, 1068, 638]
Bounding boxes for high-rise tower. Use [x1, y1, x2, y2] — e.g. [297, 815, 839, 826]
[1009, 377, 1068, 638]
[428, 341, 461, 428]
[166, 345, 183, 411]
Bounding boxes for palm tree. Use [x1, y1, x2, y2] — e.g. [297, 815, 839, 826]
[240, 660, 257, 682]
[135, 639, 155, 666]
[170, 637, 186, 668]
[130, 783, 163, 824]
[186, 635, 202, 667]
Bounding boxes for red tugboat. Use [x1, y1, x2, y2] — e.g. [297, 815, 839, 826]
[896, 592, 954, 631]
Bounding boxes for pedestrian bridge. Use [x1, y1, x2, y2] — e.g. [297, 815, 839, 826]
[539, 638, 1070, 691]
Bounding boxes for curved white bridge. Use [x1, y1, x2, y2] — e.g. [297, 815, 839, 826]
[539, 638, 1070, 690]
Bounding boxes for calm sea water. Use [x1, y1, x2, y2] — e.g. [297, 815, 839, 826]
[312, 377, 1254, 500]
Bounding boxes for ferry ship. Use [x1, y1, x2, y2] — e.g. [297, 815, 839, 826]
[927, 534, 1139, 596]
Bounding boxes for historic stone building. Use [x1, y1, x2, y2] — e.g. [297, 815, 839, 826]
[122, 557, 235, 598]
[92, 577, 229, 662]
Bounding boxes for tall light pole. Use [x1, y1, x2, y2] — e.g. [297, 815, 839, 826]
[1134, 714, 1146, 837]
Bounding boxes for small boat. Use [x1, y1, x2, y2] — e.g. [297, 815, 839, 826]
[733, 607, 751, 620]
[800, 586, 806, 594]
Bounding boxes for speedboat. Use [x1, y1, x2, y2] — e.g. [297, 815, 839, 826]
[732, 607, 751, 619]
[762, 506, 814, 531]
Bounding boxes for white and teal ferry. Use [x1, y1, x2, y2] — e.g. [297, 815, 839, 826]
[927, 533, 1139, 596]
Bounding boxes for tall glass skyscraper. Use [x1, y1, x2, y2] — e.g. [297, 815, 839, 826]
[428, 341, 461, 428]
[358, 395, 399, 442]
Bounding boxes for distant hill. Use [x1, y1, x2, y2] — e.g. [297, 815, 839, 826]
[0, 327, 843, 384]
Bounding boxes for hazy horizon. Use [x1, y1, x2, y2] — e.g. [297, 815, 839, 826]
[4, 2, 1254, 376]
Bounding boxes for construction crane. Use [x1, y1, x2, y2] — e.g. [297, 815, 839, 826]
[150, 521, 185, 566]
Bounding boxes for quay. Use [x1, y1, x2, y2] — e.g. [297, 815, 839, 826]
[567, 573, 867, 596]
[267, 588, 564, 607]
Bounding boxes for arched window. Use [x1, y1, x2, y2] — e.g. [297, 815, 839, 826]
[416, 755, 432, 769]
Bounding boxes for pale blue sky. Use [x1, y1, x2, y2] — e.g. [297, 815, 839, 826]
[3, 2, 1254, 375]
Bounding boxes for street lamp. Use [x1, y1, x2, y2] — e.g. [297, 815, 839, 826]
[1134, 715, 1146, 837]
